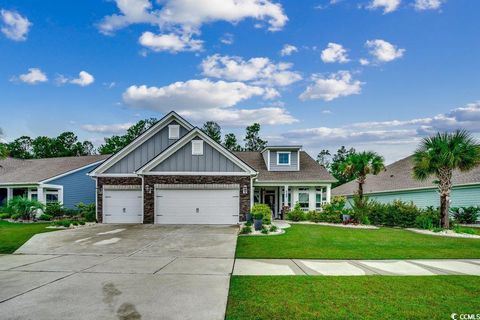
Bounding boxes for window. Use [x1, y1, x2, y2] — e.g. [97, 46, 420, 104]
[315, 187, 326, 210]
[298, 188, 309, 211]
[46, 193, 59, 203]
[168, 125, 180, 139]
[277, 152, 291, 165]
[31, 192, 38, 201]
[191, 140, 204, 155]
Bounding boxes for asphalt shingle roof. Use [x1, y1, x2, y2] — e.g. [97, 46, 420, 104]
[234, 151, 335, 182]
[332, 155, 480, 196]
[0, 155, 110, 184]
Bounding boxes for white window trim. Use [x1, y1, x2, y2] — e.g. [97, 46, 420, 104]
[168, 125, 180, 139]
[191, 140, 204, 155]
[276, 151, 291, 166]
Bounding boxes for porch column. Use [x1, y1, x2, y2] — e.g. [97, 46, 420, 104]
[326, 184, 331, 203]
[37, 187, 45, 205]
[58, 187, 64, 205]
[6, 187, 13, 202]
[284, 185, 288, 207]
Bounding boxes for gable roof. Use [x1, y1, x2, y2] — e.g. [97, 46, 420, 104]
[332, 155, 480, 196]
[235, 151, 335, 182]
[136, 128, 257, 175]
[0, 155, 109, 185]
[89, 111, 194, 176]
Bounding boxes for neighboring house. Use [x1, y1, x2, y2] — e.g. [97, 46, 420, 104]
[0, 155, 109, 208]
[89, 111, 335, 224]
[332, 155, 480, 208]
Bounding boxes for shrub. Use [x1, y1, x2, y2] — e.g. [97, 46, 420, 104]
[0, 212, 11, 219]
[11, 213, 21, 220]
[52, 220, 73, 228]
[245, 221, 252, 227]
[240, 226, 252, 234]
[269, 225, 278, 232]
[415, 206, 441, 230]
[306, 210, 322, 223]
[251, 204, 272, 224]
[287, 202, 306, 221]
[453, 225, 476, 235]
[318, 196, 347, 223]
[45, 201, 64, 217]
[261, 225, 269, 234]
[7, 196, 44, 220]
[38, 214, 53, 221]
[451, 206, 480, 224]
[76, 202, 96, 222]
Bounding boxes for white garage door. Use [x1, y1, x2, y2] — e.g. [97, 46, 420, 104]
[103, 189, 142, 224]
[155, 188, 239, 225]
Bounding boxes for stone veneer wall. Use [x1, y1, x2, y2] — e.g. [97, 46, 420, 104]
[143, 175, 251, 224]
[96, 177, 143, 223]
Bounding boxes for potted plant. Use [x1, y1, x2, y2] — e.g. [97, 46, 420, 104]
[253, 212, 263, 231]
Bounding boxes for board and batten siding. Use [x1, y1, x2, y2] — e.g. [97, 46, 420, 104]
[48, 165, 98, 208]
[152, 138, 244, 172]
[346, 184, 480, 208]
[106, 120, 189, 174]
[268, 150, 299, 171]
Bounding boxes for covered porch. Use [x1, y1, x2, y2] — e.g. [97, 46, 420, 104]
[0, 183, 64, 206]
[252, 182, 331, 220]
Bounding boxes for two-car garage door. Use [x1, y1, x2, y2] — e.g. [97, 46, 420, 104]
[155, 186, 240, 225]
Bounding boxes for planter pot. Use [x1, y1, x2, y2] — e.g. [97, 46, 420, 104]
[342, 214, 351, 222]
[254, 219, 263, 231]
[246, 213, 252, 222]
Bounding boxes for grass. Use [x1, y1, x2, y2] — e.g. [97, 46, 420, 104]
[0, 220, 58, 254]
[226, 276, 480, 320]
[236, 224, 480, 259]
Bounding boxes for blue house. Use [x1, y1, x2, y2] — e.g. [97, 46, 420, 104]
[0, 155, 109, 208]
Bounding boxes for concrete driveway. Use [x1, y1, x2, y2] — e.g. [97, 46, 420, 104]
[0, 224, 238, 320]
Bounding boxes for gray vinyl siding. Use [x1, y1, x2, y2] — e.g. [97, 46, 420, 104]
[152, 137, 244, 172]
[105, 121, 189, 173]
[48, 165, 99, 208]
[345, 184, 480, 208]
[269, 150, 299, 171]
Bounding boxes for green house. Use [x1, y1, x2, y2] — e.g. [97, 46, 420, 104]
[332, 155, 480, 208]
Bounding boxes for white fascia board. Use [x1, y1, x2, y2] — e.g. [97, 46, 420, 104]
[136, 128, 257, 175]
[42, 160, 106, 183]
[254, 181, 335, 187]
[0, 182, 40, 187]
[93, 173, 139, 178]
[142, 171, 251, 176]
[89, 111, 194, 176]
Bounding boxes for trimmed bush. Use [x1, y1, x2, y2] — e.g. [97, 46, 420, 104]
[415, 207, 441, 230]
[6, 197, 44, 220]
[240, 226, 252, 234]
[38, 214, 53, 221]
[76, 202, 96, 222]
[45, 201, 64, 217]
[287, 202, 306, 221]
[317, 196, 347, 223]
[0, 212, 12, 219]
[251, 204, 272, 224]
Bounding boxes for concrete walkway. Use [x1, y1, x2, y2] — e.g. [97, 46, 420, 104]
[233, 259, 480, 276]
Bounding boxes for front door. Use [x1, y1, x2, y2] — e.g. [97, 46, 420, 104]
[264, 193, 275, 218]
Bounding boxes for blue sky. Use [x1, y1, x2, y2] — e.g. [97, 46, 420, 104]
[1, 0, 479, 163]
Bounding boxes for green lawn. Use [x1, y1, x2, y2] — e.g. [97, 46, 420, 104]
[236, 224, 480, 259]
[226, 276, 480, 320]
[0, 220, 57, 254]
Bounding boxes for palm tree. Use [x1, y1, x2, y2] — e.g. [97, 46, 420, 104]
[413, 130, 480, 228]
[339, 151, 385, 201]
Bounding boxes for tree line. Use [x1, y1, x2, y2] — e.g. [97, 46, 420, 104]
[0, 119, 268, 159]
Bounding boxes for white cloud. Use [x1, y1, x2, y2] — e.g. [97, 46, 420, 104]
[367, 0, 401, 13]
[366, 39, 405, 63]
[279, 101, 480, 162]
[98, 0, 287, 35]
[123, 78, 274, 111]
[70, 71, 95, 87]
[57, 71, 95, 87]
[359, 58, 370, 66]
[299, 71, 363, 101]
[15, 68, 48, 84]
[200, 54, 302, 87]
[414, 0, 444, 10]
[321, 42, 350, 63]
[280, 44, 298, 56]
[139, 31, 203, 52]
[179, 107, 297, 126]
[0, 9, 31, 41]
[81, 122, 133, 134]
[220, 32, 234, 45]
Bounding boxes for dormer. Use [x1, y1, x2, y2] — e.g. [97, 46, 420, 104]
[261, 146, 302, 171]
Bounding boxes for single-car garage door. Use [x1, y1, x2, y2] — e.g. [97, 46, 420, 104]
[155, 186, 239, 225]
[103, 189, 143, 223]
